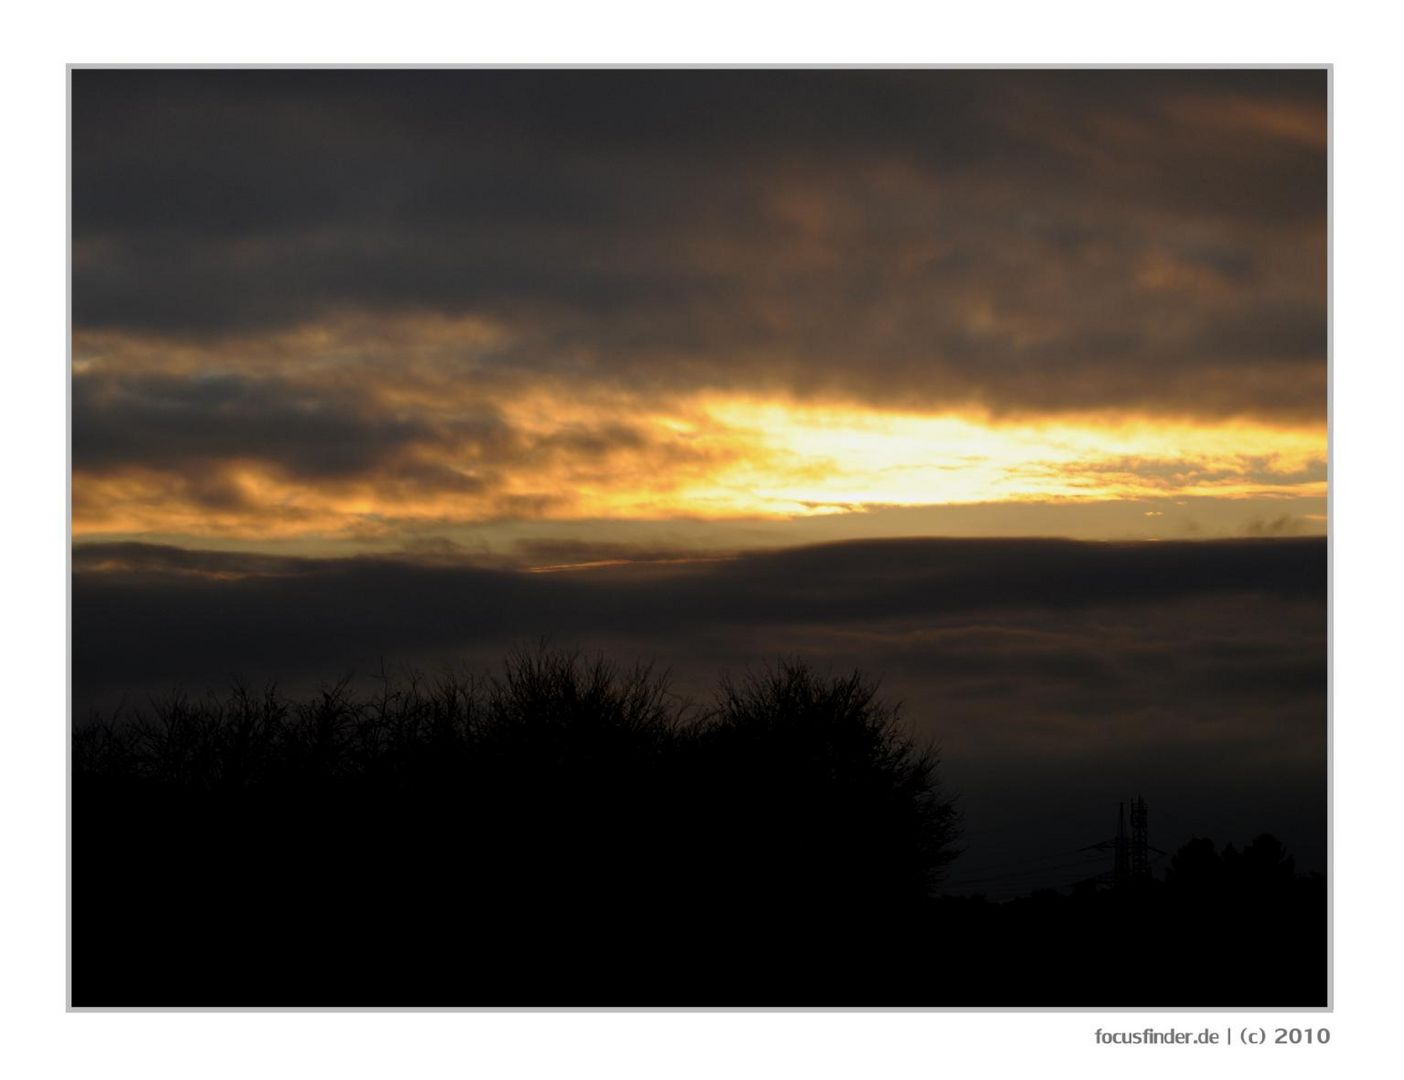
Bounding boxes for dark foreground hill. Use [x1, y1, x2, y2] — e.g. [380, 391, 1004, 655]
[72, 649, 1323, 1006]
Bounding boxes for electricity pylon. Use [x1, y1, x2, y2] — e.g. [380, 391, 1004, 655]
[1081, 796, 1164, 890]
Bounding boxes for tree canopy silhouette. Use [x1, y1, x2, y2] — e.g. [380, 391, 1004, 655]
[73, 647, 962, 1005]
[698, 662, 961, 914]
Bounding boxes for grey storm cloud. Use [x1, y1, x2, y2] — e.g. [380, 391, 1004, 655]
[72, 68, 1326, 423]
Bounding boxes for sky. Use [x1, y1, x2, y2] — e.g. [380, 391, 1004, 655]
[70, 69, 1327, 889]
[72, 69, 1324, 559]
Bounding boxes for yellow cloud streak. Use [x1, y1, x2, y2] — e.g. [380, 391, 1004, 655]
[679, 398, 1324, 514]
[73, 390, 1325, 541]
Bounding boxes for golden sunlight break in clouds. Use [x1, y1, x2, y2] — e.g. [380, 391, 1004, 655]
[72, 384, 1325, 540]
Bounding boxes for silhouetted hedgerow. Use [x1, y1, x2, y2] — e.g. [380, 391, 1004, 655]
[73, 647, 964, 1005]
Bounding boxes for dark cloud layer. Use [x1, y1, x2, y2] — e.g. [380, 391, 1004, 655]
[73, 69, 1326, 422]
[72, 371, 446, 480]
[73, 536, 1324, 690]
[73, 536, 1326, 888]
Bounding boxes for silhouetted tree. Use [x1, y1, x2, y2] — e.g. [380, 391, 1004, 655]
[1223, 832, 1296, 891]
[1165, 835, 1224, 893]
[696, 662, 961, 914]
[1166, 832, 1298, 899]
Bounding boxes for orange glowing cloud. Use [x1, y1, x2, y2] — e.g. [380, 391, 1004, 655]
[72, 370, 1325, 543]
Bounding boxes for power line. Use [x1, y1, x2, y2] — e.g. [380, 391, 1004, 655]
[951, 797, 1170, 898]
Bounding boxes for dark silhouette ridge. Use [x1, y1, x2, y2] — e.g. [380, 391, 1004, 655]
[72, 648, 1323, 1007]
[930, 832, 1325, 1007]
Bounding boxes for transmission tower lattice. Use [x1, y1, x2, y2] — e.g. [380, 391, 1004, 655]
[1081, 795, 1163, 890]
